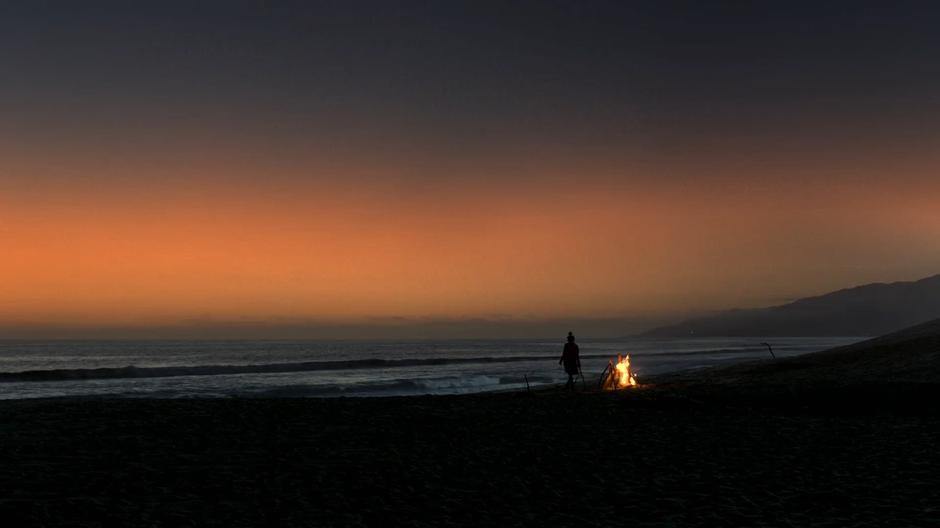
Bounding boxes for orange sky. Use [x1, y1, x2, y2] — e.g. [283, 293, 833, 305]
[4, 2, 940, 337]
[3, 140, 940, 334]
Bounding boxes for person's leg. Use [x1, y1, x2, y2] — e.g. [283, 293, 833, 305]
[566, 374, 574, 389]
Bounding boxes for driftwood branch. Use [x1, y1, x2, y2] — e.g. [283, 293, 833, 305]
[598, 363, 611, 389]
[760, 342, 776, 360]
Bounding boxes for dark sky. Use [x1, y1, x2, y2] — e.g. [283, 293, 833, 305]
[2, 1, 940, 337]
[4, 1, 939, 148]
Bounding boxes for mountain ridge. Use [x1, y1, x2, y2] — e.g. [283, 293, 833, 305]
[640, 274, 940, 337]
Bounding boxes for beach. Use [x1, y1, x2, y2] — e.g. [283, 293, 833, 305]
[2, 381, 938, 527]
[4, 322, 940, 526]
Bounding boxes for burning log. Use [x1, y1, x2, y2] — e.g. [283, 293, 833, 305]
[600, 354, 638, 390]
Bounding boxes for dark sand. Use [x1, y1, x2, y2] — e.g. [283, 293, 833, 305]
[3, 322, 940, 526]
[2, 385, 938, 527]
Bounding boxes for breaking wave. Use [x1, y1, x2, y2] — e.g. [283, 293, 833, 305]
[0, 346, 784, 383]
[0, 354, 571, 382]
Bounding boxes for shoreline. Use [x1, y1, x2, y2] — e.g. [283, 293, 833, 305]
[0, 336, 863, 400]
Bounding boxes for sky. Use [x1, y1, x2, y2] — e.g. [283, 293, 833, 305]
[2, 1, 940, 338]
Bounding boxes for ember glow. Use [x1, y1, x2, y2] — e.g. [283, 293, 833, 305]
[602, 354, 638, 390]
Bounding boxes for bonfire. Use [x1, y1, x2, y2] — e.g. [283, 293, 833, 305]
[600, 354, 638, 390]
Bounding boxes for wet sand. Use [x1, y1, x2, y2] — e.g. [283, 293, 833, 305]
[1, 382, 938, 527]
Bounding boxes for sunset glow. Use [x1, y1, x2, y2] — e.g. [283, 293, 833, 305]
[5, 152, 939, 333]
[2, 2, 939, 337]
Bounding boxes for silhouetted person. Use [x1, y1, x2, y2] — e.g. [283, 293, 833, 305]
[559, 331, 581, 390]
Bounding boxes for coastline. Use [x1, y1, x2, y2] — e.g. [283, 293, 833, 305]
[4, 324, 939, 526]
[0, 336, 862, 400]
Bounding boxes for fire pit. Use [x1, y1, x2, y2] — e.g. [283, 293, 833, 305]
[600, 354, 638, 390]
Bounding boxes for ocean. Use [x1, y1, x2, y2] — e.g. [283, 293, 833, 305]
[0, 336, 864, 400]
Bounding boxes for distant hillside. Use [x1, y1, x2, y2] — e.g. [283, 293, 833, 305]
[641, 274, 940, 337]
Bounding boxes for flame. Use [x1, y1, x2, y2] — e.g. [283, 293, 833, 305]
[602, 354, 638, 390]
